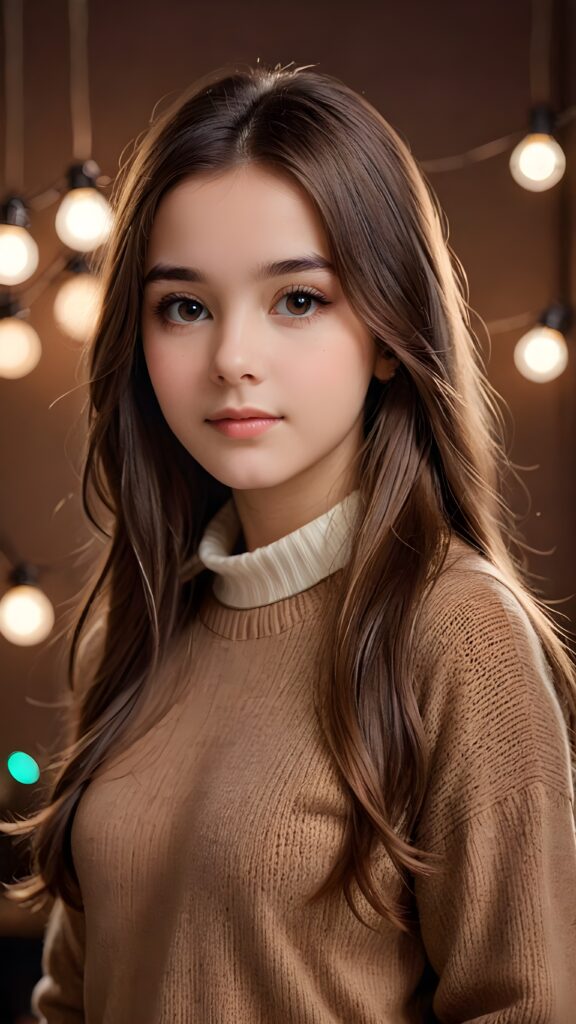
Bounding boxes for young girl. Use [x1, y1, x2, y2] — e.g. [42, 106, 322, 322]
[2, 62, 576, 1024]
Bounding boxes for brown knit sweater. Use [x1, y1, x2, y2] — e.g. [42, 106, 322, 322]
[31, 495, 576, 1023]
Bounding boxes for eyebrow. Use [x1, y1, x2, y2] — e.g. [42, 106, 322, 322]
[143, 253, 335, 287]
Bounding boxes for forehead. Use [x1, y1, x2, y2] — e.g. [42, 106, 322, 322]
[144, 164, 331, 276]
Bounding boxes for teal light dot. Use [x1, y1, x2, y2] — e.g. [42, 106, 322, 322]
[7, 751, 40, 785]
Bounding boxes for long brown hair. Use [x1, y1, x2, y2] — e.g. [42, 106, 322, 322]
[2, 61, 575, 935]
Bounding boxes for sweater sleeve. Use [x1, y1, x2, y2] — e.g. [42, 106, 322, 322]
[30, 897, 85, 1023]
[412, 567, 576, 1023]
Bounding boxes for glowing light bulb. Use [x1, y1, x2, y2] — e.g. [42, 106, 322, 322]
[55, 187, 113, 251]
[0, 224, 39, 284]
[0, 584, 55, 645]
[7, 751, 40, 785]
[514, 325, 568, 382]
[53, 272, 102, 341]
[509, 133, 566, 191]
[0, 316, 41, 378]
[509, 106, 566, 192]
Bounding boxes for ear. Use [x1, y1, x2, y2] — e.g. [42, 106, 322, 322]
[373, 345, 400, 382]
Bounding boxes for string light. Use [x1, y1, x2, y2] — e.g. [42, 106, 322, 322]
[53, 0, 112, 251]
[0, 0, 39, 289]
[55, 159, 113, 251]
[0, 294, 41, 378]
[509, 104, 566, 192]
[0, 0, 570, 384]
[514, 304, 571, 383]
[52, 254, 102, 342]
[0, 196, 39, 285]
[0, 563, 55, 647]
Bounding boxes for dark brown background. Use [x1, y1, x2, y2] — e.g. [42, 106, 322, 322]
[1, 0, 575, 939]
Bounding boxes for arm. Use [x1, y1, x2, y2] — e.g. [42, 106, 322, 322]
[415, 782, 576, 1023]
[30, 898, 85, 1022]
[413, 568, 576, 1023]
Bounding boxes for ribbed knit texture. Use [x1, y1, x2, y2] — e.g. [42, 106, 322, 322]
[197, 489, 362, 608]
[31, 492, 576, 1023]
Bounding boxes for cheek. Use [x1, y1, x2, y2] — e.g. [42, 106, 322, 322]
[143, 337, 201, 410]
[288, 335, 371, 411]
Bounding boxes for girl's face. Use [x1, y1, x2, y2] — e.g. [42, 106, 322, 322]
[141, 163, 395, 544]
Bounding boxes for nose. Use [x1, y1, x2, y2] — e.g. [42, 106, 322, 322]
[208, 310, 265, 384]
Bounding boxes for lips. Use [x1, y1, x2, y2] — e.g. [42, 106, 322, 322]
[207, 417, 283, 438]
[207, 407, 281, 421]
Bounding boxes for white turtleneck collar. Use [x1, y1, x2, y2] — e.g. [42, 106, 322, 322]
[195, 489, 362, 609]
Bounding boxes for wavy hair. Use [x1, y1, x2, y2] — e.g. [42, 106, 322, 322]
[2, 61, 575, 935]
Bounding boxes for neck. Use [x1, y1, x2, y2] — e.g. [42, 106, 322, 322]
[197, 488, 363, 608]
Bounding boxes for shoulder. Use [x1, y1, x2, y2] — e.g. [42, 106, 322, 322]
[412, 534, 572, 806]
[416, 534, 550, 677]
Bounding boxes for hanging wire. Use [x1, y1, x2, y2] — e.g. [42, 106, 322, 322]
[0, 530, 22, 568]
[557, 151, 571, 305]
[557, 166, 572, 441]
[551, 0, 571, 307]
[531, 0, 553, 105]
[419, 129, 526, 174]
[2, 0, 24, 193]
[18, 0, 576, 198]
[5, 0, 574, 348]
[554, 0, 573, 445]
[475, 0, 573, 345]
[69, 0, 92, 161]
[25, 174, 69, 211]
[414, 102, 576, 175]
[420, 0, 574, 175]
[22, 0, 102, 212]
[484, 311, 540, 335]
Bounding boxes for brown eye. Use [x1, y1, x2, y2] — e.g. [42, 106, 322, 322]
[151, 292, 210, 328]
[159, 297, 206, 324]
[275, 287, 330, 320]
[283, 293, 315, 316]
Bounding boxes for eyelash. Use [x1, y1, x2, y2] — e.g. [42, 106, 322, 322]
[151, 284, 331, 332]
